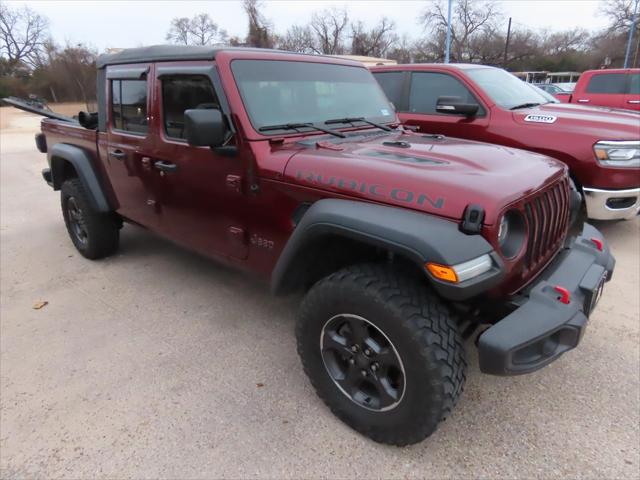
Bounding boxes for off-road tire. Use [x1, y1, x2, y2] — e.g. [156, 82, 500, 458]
[60, 179, 119, 259]
[296, 263, 466, 446]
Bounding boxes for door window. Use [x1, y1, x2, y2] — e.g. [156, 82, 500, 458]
[409, 72, 483, 115]
[161, 76, 219, 140]
[585, 73, 627, 94]
[111, 79, 148, 134]
[373, 72, 405, 110]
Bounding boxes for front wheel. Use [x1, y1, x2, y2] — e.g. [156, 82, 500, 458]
[296, 264, 467, 446]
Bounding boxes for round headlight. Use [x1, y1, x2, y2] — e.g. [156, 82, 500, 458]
[498, 210, 526, 259]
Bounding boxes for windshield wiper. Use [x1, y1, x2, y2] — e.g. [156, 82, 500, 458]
[258, 122, 345, 138]
[324, 117, 392, 131]
[510, 102, 542, 110]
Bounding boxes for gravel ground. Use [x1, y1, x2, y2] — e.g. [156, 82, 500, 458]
[1, 107, 639, 479]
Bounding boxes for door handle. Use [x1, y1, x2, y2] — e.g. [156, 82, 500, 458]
[628, 100, 640, 104]
[577, 99, 590, 103]
[154, 160, 178, 173]
[109, 149, 126, 159]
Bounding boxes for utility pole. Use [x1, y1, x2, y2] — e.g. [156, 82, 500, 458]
[445, 0, 453, 63]
[624, 0, 639, 68]
[503, 17, 512, 68]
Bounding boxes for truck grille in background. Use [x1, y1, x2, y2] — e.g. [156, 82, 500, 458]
[523, 177, 570, 270]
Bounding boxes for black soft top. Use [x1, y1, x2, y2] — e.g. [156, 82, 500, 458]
[96, 45, 305, 68]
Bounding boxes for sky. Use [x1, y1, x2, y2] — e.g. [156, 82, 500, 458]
[5, 0, 611, 53]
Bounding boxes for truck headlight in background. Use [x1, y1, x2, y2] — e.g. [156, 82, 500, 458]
[594, 141, 640, 168]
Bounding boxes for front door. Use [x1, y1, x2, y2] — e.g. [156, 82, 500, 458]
[148, 66, 248, 260]
[400, 71, 490, 141]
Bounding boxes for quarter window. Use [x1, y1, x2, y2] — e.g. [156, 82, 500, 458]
[161, 76, 219, 139]
[409, 72, 482, 115]
[585, 73, 627, 94]
[111, 79, 148, 134]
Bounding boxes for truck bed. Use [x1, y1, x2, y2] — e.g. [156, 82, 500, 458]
[42, 118, 99, 153]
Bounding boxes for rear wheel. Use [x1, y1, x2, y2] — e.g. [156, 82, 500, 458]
[296, 264, 466, 446]
[61, 179, 119, 259]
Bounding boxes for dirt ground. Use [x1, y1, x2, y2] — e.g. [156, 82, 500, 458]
[0, 106, 639, 479]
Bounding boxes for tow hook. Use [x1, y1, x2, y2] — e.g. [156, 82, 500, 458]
[553, 285, 571, 304]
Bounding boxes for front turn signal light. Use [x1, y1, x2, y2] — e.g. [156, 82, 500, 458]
[426, 254, 493, 284]
[426, 263, 458, 283]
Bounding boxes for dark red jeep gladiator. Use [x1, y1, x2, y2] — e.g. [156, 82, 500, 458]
[25, 46, 615, 446]
[371, 64, 640, 221]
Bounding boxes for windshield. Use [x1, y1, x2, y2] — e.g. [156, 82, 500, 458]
[466, 67, 551, 109]
[231, 60, 396, 133]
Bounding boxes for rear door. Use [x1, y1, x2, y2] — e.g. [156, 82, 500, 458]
[573, 72, 626, 108]
[400, 71, 490, 140]
[105, 64, 161, 229]
[622, 72, 640, 111]
[149, 64, 248, 259]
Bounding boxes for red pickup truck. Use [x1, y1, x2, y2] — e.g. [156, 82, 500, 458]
[567, 68, 640, 111]
[21, 46, 615, 446]
[371, 64, 640, 220]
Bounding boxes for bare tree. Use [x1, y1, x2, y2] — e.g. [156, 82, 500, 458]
[243, 0, 274, 48]
[419, 0, 501, 62]
[350, 17, 398, 57]
[0, 4, 49, 70]
[277, 25, 317, 53]
[166, 17, 191, 45]
[386, 34, 419, 63]
[541, 28, 590, 56]
[310, 7, 349, 54]
[166, 14, 227, 46]
[188, 13, 228, 45]
[28, 42, 97, 107]
[591, 0, 639, 68]
[600, 0, 639, 34]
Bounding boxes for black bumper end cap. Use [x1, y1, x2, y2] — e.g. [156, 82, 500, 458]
[42, 168, 53, 187]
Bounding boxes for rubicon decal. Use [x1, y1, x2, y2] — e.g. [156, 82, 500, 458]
[524, 114, 557, 124]
[296, 171, 444, 209]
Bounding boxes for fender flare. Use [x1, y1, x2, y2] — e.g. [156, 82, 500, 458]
[49, 143, 112, 212]
[271, 199, 504, 300]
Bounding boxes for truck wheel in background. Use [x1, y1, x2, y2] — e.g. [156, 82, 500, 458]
[60, 179, 119, 259]
[296, 263, 466, 446]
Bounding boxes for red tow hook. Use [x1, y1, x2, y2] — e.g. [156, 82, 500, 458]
[553, 286, 571, 304]
[590, 237, 604, 251]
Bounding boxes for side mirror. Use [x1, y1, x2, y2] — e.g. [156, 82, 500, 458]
[436, 96, 479, 117]
[184, 108, 226, 147]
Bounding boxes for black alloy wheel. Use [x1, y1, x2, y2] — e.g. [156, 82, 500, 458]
[65, 196, 88, 245]
[320, 313, 406, 412]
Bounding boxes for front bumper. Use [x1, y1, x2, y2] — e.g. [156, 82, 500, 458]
[478, 223, 615, 376]
[583, 187, 640, 220]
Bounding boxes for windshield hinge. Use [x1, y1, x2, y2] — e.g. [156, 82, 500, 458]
[460, 204, 485, 234]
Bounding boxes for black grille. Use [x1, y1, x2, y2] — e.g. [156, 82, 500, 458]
[523, 177, 570, 270]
